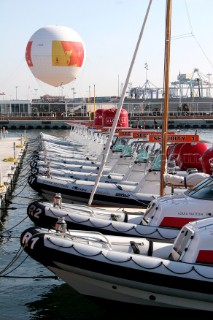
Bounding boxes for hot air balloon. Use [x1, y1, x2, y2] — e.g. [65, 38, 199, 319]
[25, 25, 86, 87]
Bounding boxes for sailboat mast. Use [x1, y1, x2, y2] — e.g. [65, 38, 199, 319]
[160, 0, 172, 196]
[88, 0, 153, 206]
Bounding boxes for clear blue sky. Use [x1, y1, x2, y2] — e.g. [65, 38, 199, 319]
[0, 0, 213, 100]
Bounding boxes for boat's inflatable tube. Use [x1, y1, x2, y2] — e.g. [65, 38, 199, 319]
[164, 172, 210, 188]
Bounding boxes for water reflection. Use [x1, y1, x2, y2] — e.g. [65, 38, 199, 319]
[26, 282, 213, 320]
[26, 283, 105, 320]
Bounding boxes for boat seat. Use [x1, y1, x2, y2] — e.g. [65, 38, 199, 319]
[187, 168, 198, 174]
[120, 146, 133, 158]
[130, 241, 140, 254]
[107, 173, 124, 179]
[134, 149, 149, 164]
[116, 185, 123, 190]
[130, 240, 153, 255]
[111, 212, 128, 222]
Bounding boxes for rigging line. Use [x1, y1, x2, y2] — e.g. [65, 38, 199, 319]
[0, 275, 58, 279]
[15, 179, 29, 187]
[0, 252, 29, 276]
[0, 246, 25, 275]
[184, 0, 213, 69]
[192, 37, 213, 69]
[15, 173, 30, 183]
[0, 253, 56, 279]
[8, 197, 38, 203]
[16, 170, 30, 180]
[171, 32, 193, 40]
[184, 0, 194, 32]
[12, 180, 31, 197]
[0, 248, 56, 279]
[0, 215, 29, 237]
[110, 182, 154, 207]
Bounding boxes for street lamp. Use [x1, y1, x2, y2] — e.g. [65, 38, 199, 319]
[60, 82, 64, 100]
[71, 87, 76, 99]
[71, 88, 76, 116]
[34, 89, 38, 98]
[144, 63, 148, 100]
[15, 86, 18, 100]
[120, 83, 124, 96]
[93, 84, 96, 114]
[89, 85, 91, 102]
[207, 73, 212, 97]
[145, 62, 148, 81]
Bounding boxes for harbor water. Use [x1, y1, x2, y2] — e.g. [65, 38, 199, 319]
[0, 128, 213, 320]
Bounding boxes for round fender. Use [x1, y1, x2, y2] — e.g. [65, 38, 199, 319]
[28, 174, 37, 186]
[31, 167, 39, 175]
[27, 201, 45, 223]
[32, 154, 40, 160]
[20, 227, 46, 262]
[30, 160, 38, 168]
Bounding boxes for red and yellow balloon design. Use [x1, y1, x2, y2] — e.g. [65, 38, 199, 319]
[25, 25, 86, 87]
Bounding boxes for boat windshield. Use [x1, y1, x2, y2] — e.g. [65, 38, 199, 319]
[150, 153, 161, 171]
[111, 137, 127, 152]
[185, 176, 213, 200]
[169, 224, 195, 261]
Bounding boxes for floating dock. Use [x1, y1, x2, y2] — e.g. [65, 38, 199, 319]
[0, 133, 28, 217]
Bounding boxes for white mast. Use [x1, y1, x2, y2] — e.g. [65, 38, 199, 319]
[88, 0, 153, 206]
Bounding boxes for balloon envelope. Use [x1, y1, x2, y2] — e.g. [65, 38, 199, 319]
[25, 25, 86, 87]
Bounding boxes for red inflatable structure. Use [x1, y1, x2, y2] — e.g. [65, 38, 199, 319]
[201, 147, 213, 174]
[176, 142, 208, 171]
[167, 143, 185, 162]
[94, 109, 104, 126]
[102, 108, 129, 127]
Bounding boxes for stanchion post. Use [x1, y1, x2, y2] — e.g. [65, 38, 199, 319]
[0, 165, 2, 185]
[13, 142, 16, 159]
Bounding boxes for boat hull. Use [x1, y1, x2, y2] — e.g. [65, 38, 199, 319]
[20, 226, 213, 312]
[49, 265, 213, 311]
[27, 200, 178, 241]
[28, 174, 153, 208]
